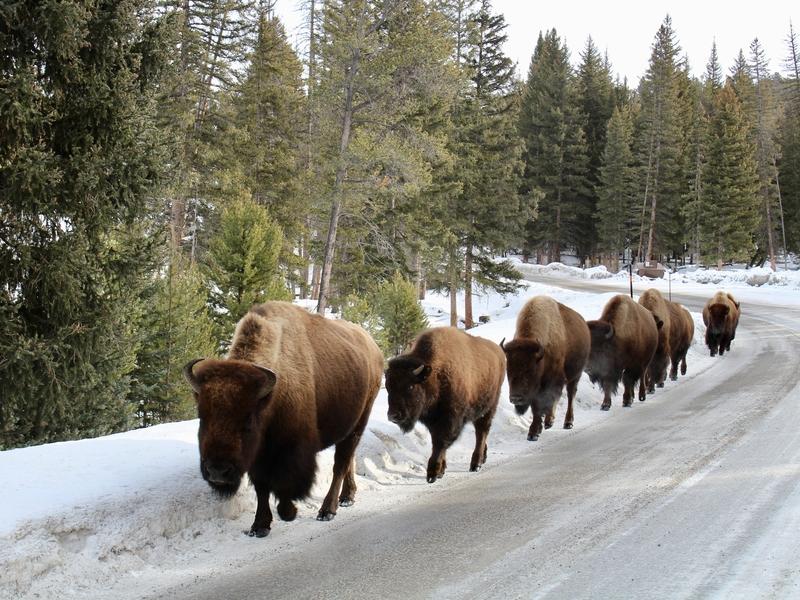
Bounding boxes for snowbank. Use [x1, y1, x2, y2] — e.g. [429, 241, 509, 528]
[0, 282, 719, 600]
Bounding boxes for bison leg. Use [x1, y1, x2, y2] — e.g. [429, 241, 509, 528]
[318, 436, 359, 521]
[318, 409, 369, 521]
[528, 409, 544, 441]
[470, 409, 494, 472]
[339, 457, 357, 507]
[669, 354, 679, 381]
[680, 354, 688, 376]
[564, 378, 577, 429]
[248, 479, 272, 538]
[601, 381, 613, 411]
[622, 370, 638, 406]
[544, 401, 557, 429]
[427, 437, 447, 483]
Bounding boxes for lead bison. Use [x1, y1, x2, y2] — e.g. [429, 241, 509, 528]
[585, 295, 661, 410]
[702, 291, 741, 356]
[638, 288, 671, 392]
[183, 302, 383, 537]
[667, 300, 694, 380]
[385, 327, 505, 483]
[501, 296, 590, 441]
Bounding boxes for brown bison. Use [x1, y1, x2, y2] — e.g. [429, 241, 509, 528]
[384, 327, 505, 483]
[183, 302, 383, 537]
[585, 295, 661, 410]
[638, 289, 671, 392]
[667, 300, 694, 380]
[702, 291, 741, 356]
[501, 296, 590, 441]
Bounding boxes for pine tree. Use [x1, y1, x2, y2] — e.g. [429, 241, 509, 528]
[231, 15, 308, 289]
[749, 38, 782, 269]
[635, 16, 685, 264]
[374, 273, 429, 357]
[520, 29, 590, 264]
[0, 0, 171, 447]
[313, 0, 457, 314]
[576, 36, 615, 262]
[205, 197, 291, 339]
[699, 83, 760, 267]
[780, 22, 800, 252]
[130, 259, 216, 427]
[454, 0, 526, 327]
[596, 106, 637, 269]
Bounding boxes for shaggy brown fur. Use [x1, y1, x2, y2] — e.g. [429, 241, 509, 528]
[501, 296, 590, 441]
[666, 301, 694, 380]
[385, 327, 505, 483]
[638, 289, 672, 392]
[585, 295, 661, 410]
[702, 291, 741, 356]
[183, 302, 383, 538]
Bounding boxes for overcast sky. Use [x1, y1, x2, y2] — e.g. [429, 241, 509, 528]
[276, 1, 799, 85]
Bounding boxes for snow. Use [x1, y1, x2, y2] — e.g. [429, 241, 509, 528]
[2, 268, 794, 600]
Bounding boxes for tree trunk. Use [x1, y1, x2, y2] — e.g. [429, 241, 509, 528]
[765, 192, 777, 270]
[311, 263, 321, 300]
[316, 17, 363, 314]
[464, 246, 473, 329]
[645, 140, 662, 264]
[449, 247, 458, 327]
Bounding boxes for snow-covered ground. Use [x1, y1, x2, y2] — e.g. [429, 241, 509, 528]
[2, 267, 794, 600]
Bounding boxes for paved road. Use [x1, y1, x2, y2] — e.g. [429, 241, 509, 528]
[149, 281, 800, 600]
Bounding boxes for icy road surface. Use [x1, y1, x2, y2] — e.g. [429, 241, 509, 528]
[139, 287, 800, 600]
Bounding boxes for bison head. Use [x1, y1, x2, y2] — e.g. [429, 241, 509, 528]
[384, 357, 432, 433]
[183, 358, 277, 497]
[707, 303, 730, 333]
[500, 337, 545, 415]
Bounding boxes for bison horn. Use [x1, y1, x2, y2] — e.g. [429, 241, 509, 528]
[605, 325, 614, 340]
[252, 365, 278, 398]
[183, 358, 205, 394]
[499, 337, 506, 350]
[412, 364, 426, 377]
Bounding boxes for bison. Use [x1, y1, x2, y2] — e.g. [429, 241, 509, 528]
[384, 327, 505, 483]
[638, 288, 671, 391]
[183, 302, 383, 537]
[501, 295, 590, 441]
[702, 291, 741, 356]
[667, 300, 694, 380]
[585, 294, 661, 410]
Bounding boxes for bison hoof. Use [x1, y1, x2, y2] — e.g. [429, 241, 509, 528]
[544, 422, 553, 430]
[339, 497, 355, 507]
[563, 422, 574, 430]
[277, 501, 297, 521]
[316, 510, 336, 521]
[426, 475, 438, 483]
[469, 463, 481, 472]
[657, 382, 664, 388]
[247, 526, 270, 538]
[601, 404, 611, 411]
[527, 434, 539, 441]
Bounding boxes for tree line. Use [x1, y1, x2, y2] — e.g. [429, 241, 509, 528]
[1, 1, 799, 448]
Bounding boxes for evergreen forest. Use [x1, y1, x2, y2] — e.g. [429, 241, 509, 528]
[2, 0, 799, 448]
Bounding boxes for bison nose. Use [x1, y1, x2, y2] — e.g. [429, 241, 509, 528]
[204, 460, 236, 483]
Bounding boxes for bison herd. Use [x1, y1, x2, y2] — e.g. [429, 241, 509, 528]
[182, 290, 741, 537]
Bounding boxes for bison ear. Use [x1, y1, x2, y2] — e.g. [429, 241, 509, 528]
[183, 358, 205, 395]
[253, 365, 277, 399]
[605, 324, 615, 340]
[533, 345, 545, 361]
[653, 314, 664, 330]
[412, 364, 432, 382]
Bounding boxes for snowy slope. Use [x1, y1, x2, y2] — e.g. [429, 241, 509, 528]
[0, 278, 727, 600]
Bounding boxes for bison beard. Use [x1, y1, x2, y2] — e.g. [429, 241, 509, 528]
[183, 302, 383, 538]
